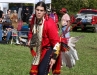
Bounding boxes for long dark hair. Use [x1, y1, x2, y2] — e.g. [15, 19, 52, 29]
[35, 1, 46, 11]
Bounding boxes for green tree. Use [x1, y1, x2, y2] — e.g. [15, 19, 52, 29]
[51, 0, 97, 15]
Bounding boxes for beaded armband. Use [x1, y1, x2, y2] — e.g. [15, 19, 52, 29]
[52, 43, 60, 60]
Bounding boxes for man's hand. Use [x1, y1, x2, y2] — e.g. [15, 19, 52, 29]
[27, 40, 31, 46]
[49, 58, 56, 69]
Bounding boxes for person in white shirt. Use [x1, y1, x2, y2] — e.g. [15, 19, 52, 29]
[60, 8, 70, 42]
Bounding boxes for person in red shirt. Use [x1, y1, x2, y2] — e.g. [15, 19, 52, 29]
[27, 1, 61, 75]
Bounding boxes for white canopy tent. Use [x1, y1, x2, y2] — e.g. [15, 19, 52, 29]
[0, 0, 51, 3]
[0, 0, 51, 17]
[0, 0, 51, 14]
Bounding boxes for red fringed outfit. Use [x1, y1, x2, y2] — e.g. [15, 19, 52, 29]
[28, 14, 61, 75]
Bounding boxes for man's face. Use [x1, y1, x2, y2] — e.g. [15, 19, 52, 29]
[8, 10, 11, 14]
[35, 6, 46, 19]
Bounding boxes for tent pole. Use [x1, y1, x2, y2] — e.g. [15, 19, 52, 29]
[42, 0, 45, 2]
[33, 3, 35, 14]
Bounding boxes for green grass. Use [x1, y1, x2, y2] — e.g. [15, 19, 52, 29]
[0, 32, 97, 75]
[0, 45, 32, 75]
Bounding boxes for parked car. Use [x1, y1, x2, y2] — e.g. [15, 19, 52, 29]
[71, 9, 97, 32]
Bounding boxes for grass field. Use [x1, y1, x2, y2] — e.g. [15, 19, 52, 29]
[0, 31, 97, 75]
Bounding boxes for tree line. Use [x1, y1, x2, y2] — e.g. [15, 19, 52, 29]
[51, 0, 97, 15]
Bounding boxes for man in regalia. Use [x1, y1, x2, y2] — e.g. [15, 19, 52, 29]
[27, 1, 61, 75]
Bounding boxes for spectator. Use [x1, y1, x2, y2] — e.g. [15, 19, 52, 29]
[4, 24, 13, 42]
[0, 10, 4, 41]
[14, 22, 29, 45]
[0, 23, 13, 42]
[23, 7, 30, 24]
[0, 24, 2, 41]
[3, 9, 12, 30]
[60, 8, 70, 42]
[0, 10, 3, 19]
[10, 10, 18, 29]
[27, 1, 61, 75]
[4, 9, 12, 23]
[0, 10, 13, 43]
[49, 8, 59, 28]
